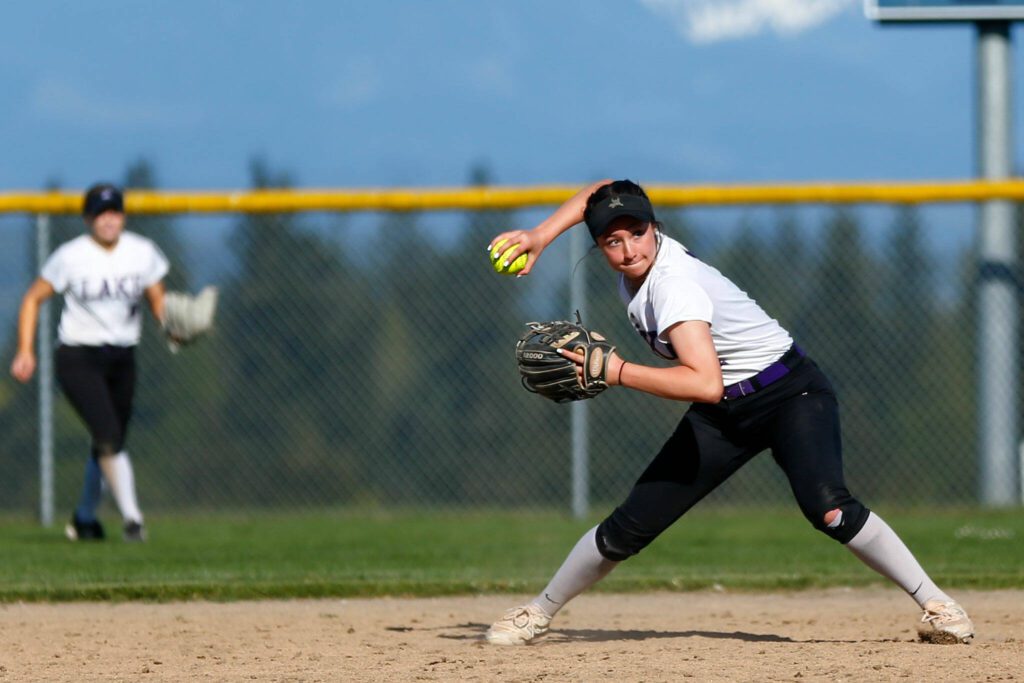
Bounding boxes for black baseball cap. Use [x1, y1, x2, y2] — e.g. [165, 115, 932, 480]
[583, 191, 656, 242]
[82, 183, 124, 217]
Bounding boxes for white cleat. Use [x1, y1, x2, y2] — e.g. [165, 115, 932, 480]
[917, 600, 974, 644]
[485, 604, 552, 645]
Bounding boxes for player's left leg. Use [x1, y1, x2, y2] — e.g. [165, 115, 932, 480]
[846, 513, 973, 643]
[99, 451, 145, 541]
[768, 363, 973, 643]
[102, 347, 145, 541]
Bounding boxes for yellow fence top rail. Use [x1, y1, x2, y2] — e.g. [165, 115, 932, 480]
[3, 179, 1024, 214]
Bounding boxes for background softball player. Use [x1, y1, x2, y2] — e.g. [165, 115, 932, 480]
[10, 183, 169, 542]
[484, 179, 974, 646]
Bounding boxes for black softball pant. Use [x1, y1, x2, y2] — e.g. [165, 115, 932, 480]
[596, 356, 870, 561]
[55, 345, 136, 457]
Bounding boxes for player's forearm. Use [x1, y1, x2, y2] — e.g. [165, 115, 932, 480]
[530, 179, 612, 247]
[618, 362, 724, 403]
[145, 283, 166, 324]
[15, 296, 40, 355]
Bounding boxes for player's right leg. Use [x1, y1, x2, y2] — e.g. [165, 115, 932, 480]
[57, 346, 114, 540]
[485, 603, 554, 646]
[486, 408, 754, 645]
[485, 526, 612, 645]
[65, 457, 105, 541]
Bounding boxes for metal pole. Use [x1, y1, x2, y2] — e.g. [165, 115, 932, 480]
[569, 227, 589, 518]
[975, 21, 1019, 506]
[1020, 439, 1024, 504]
[36, 214, 54, 526]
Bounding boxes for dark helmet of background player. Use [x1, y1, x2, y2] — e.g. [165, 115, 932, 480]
[583, 180, 657, 243]
[82, 183, 124, 218]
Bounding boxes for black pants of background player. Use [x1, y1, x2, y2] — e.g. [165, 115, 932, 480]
[596, 353, 871, 561]
[55, 345, 136, 457]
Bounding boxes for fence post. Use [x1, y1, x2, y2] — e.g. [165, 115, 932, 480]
[975, 21, 1019, 505]
[36, 213, 55, 526]
[570, 227, 589, 518]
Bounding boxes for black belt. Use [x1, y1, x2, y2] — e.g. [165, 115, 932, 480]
[722, 345, 805, 401]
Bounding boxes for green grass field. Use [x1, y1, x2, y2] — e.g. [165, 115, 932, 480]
[0, 507, 1020, 602]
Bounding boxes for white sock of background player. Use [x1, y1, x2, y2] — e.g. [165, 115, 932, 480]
[845, 512, 952, 607]
[533, 525, 619, 617]
[74, 457, 104, 523]
[98, 451, 144, 524]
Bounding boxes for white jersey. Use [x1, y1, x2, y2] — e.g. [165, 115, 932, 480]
[41, 231, 169, 347]
[618, 235, 793, 386]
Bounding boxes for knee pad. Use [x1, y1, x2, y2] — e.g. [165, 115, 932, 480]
[594, 524, 633, 562]
[812, 499, 870, 544]
[595, 515, 651, 562]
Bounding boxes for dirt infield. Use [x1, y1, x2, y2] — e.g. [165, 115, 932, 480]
[0, 589, 1020, 682]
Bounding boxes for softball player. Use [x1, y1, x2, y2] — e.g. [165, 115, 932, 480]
[484, 179, 974, 645]
[11, 183, 169, 542]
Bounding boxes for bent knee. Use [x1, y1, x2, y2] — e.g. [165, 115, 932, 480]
[807, 499, 870, 544]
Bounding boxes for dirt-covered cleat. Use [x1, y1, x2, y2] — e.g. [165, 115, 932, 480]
[917, 600, 974, 644]
[485, 604, 552, 645]
[123, 521, 147, 543]
[65, 514, 105, 541]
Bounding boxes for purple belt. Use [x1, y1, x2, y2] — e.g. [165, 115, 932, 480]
[722, 345, 805, 401]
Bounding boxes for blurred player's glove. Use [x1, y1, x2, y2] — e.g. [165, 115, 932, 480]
[515, 317, 616, 403]
[163, 286, 218, 353]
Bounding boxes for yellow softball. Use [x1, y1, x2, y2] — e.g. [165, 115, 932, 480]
[490, 238, 528, 275]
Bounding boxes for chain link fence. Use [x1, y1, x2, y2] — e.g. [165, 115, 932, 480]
[0, 199, 1018, 518]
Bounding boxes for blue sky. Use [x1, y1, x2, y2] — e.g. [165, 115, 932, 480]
[1, 1, 1020, 191]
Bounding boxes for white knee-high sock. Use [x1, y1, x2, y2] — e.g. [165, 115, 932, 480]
[846, 512, 950, 608]
[74, 457, 104, 522]
[98, 451, 143, 524]
[533, 526, 619, 617]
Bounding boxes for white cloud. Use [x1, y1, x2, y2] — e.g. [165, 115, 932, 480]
[29, 77, 203, 129]
[640, 0, 855, 44]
